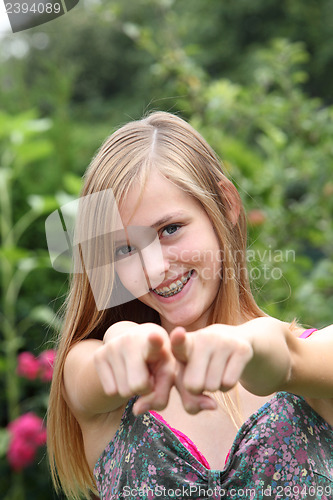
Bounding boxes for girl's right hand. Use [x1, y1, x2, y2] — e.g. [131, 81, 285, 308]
[94, 322, 176, 415]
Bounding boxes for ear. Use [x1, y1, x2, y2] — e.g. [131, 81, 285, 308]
[217, 177, 241, 226]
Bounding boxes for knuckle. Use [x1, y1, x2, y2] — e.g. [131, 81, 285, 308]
[221, 374, 236, 391]
[117, 386, 132, 398]
[237, 340, 253, 358]
[151, 395, 167, 411]
[103, 385, 117, 397]
[183, 401, 199, 415]
[205, 380, 220, 392]
[184, 380, 203, 394]
[131, 380, 149, 395]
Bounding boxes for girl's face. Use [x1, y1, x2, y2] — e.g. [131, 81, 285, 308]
[115, 170, 222, 332]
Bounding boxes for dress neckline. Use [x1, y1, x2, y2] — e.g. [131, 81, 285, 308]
[94, 391, 333, 477]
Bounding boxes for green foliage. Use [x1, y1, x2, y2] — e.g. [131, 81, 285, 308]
[0, 111, 65, 499]
[192, 39, 333, 325]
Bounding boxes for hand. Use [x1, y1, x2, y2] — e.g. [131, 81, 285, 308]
[94, 323, 175, 415]
[170, 325, 254, 413]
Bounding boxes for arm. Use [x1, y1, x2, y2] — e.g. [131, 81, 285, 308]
[170, 318, 333, 413]
[281, 323, 333, 398]
[63, 321, 175, 419]
[240, 319, 333, 398]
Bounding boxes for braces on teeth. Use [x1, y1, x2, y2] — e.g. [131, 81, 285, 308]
[153, 271, 193, 297]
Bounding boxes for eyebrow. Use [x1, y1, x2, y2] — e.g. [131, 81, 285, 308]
[150, 211, 187, 229]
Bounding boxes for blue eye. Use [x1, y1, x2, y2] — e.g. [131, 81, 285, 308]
[161, 224, 180, 237]
[115, 244, 136, 259]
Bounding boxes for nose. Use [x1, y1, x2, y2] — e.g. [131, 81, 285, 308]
[140, 237, 170, 290]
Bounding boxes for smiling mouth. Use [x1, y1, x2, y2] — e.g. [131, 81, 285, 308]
[152, 270, 193, 298]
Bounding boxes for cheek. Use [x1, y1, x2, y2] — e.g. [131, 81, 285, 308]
[169, 234, 202, 263]
[116, 256, 149, 297]
[197, 236, 223, 281]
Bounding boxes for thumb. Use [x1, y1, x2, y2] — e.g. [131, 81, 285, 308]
[170, 327, 191, 363]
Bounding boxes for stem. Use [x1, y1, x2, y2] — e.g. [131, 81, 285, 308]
[7, 208, 42, 248]
[4, 472, 24, 500]
[0, 169, 20, 422]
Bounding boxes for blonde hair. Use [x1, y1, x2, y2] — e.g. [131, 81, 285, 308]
[47, 111, 265, 498]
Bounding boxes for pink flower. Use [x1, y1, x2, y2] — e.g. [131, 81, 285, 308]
[17, 352, 40, 380]
[247, 209, 266, 227]
[7, 413, 47, 471]
[7, 437, 36, 471]
[17, 349, 56, 382]
[38, 349, 56, 382]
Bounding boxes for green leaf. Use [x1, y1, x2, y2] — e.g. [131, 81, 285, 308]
[16, 139, 54, 164]
[30, 305, 62, 329]
[63, 173, 83, 196]
[0, 428, 10, 458]
[0, 247, 31, 264]
[27, 195, 60, 214]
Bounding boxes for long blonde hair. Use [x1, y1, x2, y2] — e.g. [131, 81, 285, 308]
[47, 111, 264, 498]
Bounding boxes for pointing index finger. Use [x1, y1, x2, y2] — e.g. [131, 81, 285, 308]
[170, 327, 192, 363]
[144, 331, 167, 363]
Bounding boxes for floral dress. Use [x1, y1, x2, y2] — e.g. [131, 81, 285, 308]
[94, 392, 333, 499]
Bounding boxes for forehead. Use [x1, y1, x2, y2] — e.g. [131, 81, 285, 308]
[118, 170, 197, 227]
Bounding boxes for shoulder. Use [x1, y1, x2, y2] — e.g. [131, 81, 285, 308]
[298, 324, 333, 338]
[64, 338, 102, 369]
[63, 339, 103, 407]
[312, 324, 333, 336]
[63, 338, 127, 420]
[63, 338, 102, 417]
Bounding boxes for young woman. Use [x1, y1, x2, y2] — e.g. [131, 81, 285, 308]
[47, 112, 333, 499]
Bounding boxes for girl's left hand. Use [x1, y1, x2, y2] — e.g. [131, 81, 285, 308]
[170, 325, 254, 414]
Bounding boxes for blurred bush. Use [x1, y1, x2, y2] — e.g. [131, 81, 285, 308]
[193, 39, 333, 325]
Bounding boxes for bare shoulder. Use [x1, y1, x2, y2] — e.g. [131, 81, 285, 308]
[63, 339, 102, 413]
[64, 338, 102, 378]
[302, 324, 333, 424]
[314, 324, 333, 336]
[63, 339, 125, 419]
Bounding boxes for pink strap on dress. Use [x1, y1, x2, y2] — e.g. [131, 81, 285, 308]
[298, 328, 317, 339]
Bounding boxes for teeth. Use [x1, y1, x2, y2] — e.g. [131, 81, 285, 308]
[153, 271, 192, 297]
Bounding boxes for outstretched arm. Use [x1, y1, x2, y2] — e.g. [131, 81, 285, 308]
[170, 317, 333, 413]
[238, 319, 333, 398]
[280, 323, 333, 398]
